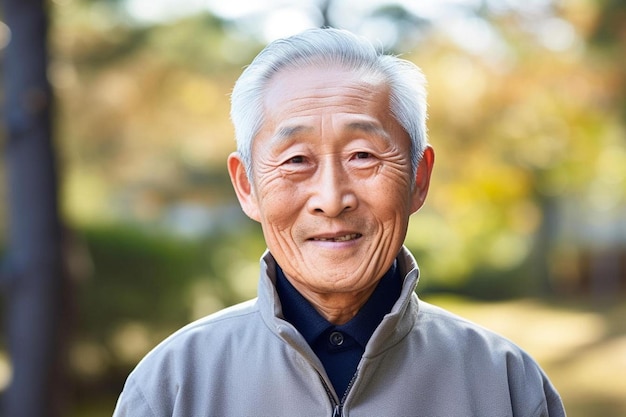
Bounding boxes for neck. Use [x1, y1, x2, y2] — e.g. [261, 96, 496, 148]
[286, 279, 377, 325]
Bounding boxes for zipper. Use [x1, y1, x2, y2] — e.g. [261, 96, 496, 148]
[319, 371, 359, 417]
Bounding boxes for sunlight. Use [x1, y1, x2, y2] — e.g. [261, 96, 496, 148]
[111, 322, 153, 364]
[444, 15, 509, 58]
[121, 0, 565, 55]
[534, 17, 578, 51]
[0, 21, 10, 50]
[124, 0, 208, 23]
[262, 7, 321, 42]
[206, 0, 276, 20]
[188, 280, 226, 320]
[0, 352, 12, 392]
[70, 342, 108, 378]
[559, 336, 626, 400]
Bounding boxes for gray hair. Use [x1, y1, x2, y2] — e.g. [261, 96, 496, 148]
[230, 27, 428, 180]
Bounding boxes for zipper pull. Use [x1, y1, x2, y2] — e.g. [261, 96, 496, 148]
[332, 404, 343, 417]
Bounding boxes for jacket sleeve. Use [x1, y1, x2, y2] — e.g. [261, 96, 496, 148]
[507, 349, 566, 417]
[526, 376, 566, 417]
[112, 377, 157, 417]
[544, 376, 567, 417]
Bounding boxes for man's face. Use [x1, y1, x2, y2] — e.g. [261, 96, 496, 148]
[229, 65, 433, 299]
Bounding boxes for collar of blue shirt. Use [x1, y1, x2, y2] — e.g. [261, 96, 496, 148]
[275, 260, 401, 351]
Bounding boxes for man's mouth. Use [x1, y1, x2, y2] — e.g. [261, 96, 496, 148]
[311, 233, 361, 242]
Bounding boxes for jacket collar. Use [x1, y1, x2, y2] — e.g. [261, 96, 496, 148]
[257, 246, 421, 357]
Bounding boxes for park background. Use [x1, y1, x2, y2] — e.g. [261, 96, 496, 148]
[0, 0, 625, 416]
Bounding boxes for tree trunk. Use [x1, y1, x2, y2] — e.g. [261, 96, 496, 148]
[319, 0, 333, 28]
[1, 0, 68, 416]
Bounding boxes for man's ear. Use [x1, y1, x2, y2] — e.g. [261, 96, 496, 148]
[227, 152, 261, 222]
[410, 145, 435, 214]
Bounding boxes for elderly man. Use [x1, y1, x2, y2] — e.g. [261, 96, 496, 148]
[113, 28, 565, 417]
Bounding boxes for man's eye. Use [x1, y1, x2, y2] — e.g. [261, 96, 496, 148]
[287, 155, 305, 164]
[354, 152, 371, 159]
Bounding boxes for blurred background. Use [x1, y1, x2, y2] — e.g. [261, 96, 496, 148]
[0, 0, 624, 416]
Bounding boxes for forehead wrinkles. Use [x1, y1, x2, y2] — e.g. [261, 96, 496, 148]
[269, 84, 382, 119]
[263, 64, 387, 111]
[262, 90, 392, 146]
[253, 66, 399, 157]
[265, 119, 390, 155]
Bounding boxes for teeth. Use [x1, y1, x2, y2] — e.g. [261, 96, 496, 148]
[314, 234, 359, 242]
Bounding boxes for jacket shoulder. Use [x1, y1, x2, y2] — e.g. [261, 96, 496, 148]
[145, 298, 259, 357]
[113, 299, 265, 416]
[418, 300, 519, 345]
[123, 298, 262, 385]
[414, 299, 565, 417]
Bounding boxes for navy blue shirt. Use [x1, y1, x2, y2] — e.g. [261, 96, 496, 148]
[275, 262, 402, 398]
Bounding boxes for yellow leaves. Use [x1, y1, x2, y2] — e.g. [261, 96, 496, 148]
[426, 54, 489, 128]
[62, 169, 112, 226]
[408, 140, 540, 283]
[178, 77, 220, 117]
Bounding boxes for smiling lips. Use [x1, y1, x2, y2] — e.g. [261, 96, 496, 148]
[311, 233, 362, 242]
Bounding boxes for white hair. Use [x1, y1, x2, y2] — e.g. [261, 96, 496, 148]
[230, 27, 428, 179]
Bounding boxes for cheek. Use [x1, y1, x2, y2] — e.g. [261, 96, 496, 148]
[367, 172, 413, 217]
[256, 180, 303, 226]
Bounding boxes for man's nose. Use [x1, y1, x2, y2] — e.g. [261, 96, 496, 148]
[306, 160, 357, 217]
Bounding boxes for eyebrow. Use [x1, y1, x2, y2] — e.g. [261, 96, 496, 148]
[273, 125, 313, 141]
[270, 120, 389, 142]
[345, 121, 389, 139]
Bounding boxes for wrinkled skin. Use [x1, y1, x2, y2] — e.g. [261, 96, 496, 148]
[228, 65, 434, 324]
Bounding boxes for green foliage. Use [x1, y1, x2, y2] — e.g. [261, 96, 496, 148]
[588, 0, 626, 121]
[589, 0, 626, 49]
[78, 224, 206, 336]
[74, 221, 265, 363]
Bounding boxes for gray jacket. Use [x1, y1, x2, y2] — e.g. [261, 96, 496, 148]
[113, 247, 566, 417]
